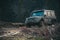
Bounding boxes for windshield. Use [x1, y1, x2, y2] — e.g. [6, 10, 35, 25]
[32, 11, 44, 16]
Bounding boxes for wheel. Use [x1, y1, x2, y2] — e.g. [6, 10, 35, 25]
[37, 19, 44, 27]
[26, 23, 31, 28]
[37, 22, 42, 27]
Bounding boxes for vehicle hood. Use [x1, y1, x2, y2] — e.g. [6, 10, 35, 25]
[25, 16, 44, 23]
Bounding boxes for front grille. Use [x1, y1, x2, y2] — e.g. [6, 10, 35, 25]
[28, 18, 35, 22]
[28, 18, 34, 20]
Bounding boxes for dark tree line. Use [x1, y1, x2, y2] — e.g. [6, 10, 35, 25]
[0, 0, 18, 22]
[0, 0, 60, 22]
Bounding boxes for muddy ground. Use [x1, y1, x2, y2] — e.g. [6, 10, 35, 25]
[0, 22, 60, 40]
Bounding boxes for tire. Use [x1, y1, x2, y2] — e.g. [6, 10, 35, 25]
[26, 23, 31, 28]
[37, 22, 42, 27]
[37, 19, 44, 27]
[26, 22, 35, 27]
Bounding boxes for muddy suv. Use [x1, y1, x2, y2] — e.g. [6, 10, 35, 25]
[25, 10, 56, 27]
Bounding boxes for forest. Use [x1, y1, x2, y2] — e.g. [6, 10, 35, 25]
[0, 0, 60, 22]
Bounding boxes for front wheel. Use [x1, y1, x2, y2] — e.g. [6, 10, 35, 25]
[26, 22, 35, 27]
[37, 18, 44, 27]
[26, 24, 31, 28]
[37, 22, 42, 27]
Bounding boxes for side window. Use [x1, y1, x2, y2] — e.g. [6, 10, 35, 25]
[46, 11, 52, 17]
[47, 11, 51, 16]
